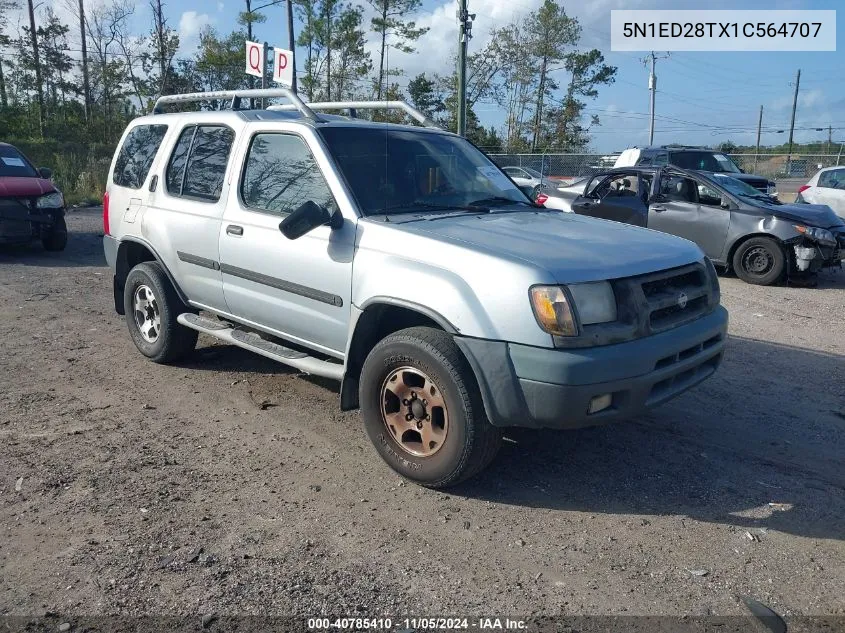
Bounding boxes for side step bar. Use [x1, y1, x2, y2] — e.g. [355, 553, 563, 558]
[178, 313, 344, 381]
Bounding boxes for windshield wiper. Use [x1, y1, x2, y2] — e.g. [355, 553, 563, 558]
[468, 196, 531, 208]
[378, 201, 490, 216]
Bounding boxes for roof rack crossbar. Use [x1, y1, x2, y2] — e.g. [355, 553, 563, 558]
[267, 100, 441, 129]
[153, 88, 320, 121]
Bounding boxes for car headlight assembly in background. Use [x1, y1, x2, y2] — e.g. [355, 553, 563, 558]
[37, 192, 65, 209]
[795, 225, 837, 247]
[530, 281, 617, 337]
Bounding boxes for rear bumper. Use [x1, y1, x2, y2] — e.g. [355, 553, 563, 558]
[456, 306, 728, 430]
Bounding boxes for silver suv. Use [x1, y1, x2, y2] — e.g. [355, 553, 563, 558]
[103, 89, 728, 488]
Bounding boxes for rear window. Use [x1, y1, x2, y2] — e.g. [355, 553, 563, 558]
[165, 125, 235, 202]
[818, 168, 845, 189]
[112, 125, 168, 189]
[0, 145, 38, 178]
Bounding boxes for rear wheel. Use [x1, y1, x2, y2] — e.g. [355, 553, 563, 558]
[124, 262, 197, 363]
[732, 236, 785, 286]
[359, 327, 501, 488]
[41, 216, 67, 251]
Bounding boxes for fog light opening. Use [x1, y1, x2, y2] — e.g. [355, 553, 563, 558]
[588, 393, 613, 415]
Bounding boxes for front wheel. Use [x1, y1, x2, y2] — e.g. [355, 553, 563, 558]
[732, 237, 785, 286]
[359, 327, 502, 488]
[42, 216, 67, 251]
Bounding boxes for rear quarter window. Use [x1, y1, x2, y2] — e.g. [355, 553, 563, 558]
[112, 124, 168, 189]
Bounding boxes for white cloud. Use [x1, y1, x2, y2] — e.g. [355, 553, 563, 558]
[178, 10, 213, 53]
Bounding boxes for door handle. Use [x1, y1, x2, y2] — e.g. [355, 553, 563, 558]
[226, 225, 243, 236]
[652, 206, 666, 212]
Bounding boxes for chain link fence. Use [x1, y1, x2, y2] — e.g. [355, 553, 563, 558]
[489, 152, 845, 182]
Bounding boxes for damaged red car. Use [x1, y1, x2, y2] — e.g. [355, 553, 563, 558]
[0, 142, 67, 251]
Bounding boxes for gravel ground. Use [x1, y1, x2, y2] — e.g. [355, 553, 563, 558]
[1, 209, 844, 623]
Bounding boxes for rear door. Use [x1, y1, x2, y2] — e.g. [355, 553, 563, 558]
[649, 174, 730, 260]
[570, 171, 649, 226]
[143, 124, 236, 311]
[218, 127, 356, 357]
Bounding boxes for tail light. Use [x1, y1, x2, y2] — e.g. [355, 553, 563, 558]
[797, 185, 811, 194]
[103, 191, 110, 235]
[536, 193, 549, 205]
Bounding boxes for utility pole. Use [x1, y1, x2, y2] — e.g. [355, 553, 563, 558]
[827, 125, 832, 157]
[754, 105, 763, 172]
[26, 0, 44, 138]
[261, 41, 269, 108]
[287, 0, 297, 94]
[456, 0, 474, 137]
[78, 0, 91, 122]
[786, 68, 800, 176]
[644, 52, 668, 145]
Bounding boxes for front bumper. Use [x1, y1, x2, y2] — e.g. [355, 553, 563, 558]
[456, 306, 728, 430]
[0, 208, 64, 244]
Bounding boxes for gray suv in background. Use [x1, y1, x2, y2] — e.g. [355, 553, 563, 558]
[103, 89, 728, 488]
[614, 145, 777, 196]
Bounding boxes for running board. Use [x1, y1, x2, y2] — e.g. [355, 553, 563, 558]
[178, 313, 344, 381]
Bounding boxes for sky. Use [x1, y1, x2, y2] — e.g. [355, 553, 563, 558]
[9, 0, 845, 153]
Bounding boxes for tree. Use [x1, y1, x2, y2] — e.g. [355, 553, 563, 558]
[0, 0, 19, 107]
[407, 73, 444, 117]
[329, 5, 371, 100]
[149, 0, 179, 98]
[366, 0, 428, 100]
[26, 0, 45, 136]
[525, 0, 581, 150]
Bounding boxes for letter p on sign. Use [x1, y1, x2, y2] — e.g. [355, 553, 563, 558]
[272, 47, 294, 88]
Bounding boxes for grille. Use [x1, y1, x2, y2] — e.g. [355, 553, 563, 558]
[0, 199, 35, 240]
[637, 264, 712, 334]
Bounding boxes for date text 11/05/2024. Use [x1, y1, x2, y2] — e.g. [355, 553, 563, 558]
[307, 617, 528, 630]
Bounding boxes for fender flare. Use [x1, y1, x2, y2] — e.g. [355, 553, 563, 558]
[115, 237, 191, 307]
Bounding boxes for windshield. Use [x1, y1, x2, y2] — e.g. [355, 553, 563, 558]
[711, 174, 770, 199]
[0, 145, 38, 178]
[318, 127, 529, 216]
[670, 151, 741, 173]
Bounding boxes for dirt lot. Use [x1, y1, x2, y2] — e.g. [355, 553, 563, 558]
[1, 208, 844, 622]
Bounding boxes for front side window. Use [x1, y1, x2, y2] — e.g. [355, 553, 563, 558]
[165, 125, 234, 202]
[318, 127, 528, 216]
[113, 124, 168, 189]
[660, 176, 697, 203]
[241, 133, 335, 216]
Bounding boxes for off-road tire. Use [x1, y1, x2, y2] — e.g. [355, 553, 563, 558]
[124, 261, 197, 363]
[41, 216, 67, 252]
[359, 326, 502, 488]
[732, 236, 785, 286]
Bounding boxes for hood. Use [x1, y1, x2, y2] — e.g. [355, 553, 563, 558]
[762, 202, 845, 229]
[0, 176, 57, 198]
[391, 210, 704, 284]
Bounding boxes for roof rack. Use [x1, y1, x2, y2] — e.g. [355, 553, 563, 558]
[153, 88, 320, 121]
[267, 100, 441, 129]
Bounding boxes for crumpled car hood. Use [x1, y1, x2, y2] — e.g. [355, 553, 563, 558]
[391, 210, 704, 284]
[0, 176, 56, 198]
[763, 202, 845, 229]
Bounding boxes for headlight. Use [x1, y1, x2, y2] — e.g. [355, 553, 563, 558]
[37, 192, 64, 208]
[795, 225, 836, 247]
[530, 286, 577, 336]
[568, 281, 617, 325]
[530, 281, 617, 337]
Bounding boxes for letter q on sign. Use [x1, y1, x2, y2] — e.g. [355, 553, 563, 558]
[245, 40, 264, 78]
[272, 47, 294, 88]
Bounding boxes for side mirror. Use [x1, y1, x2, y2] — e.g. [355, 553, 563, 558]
[39, 167, 53, 179]
[279, 201, 340, 240]
[720, 197, 732, 209]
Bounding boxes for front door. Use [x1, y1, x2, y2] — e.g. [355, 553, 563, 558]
[571, 171, 649, 226]
[648, 174, 731, 261]
[218, 130, 355, 357]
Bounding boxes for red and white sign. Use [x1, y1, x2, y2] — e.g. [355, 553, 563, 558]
[271, 47, 294, 88]
[245, 40, 264, 78]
